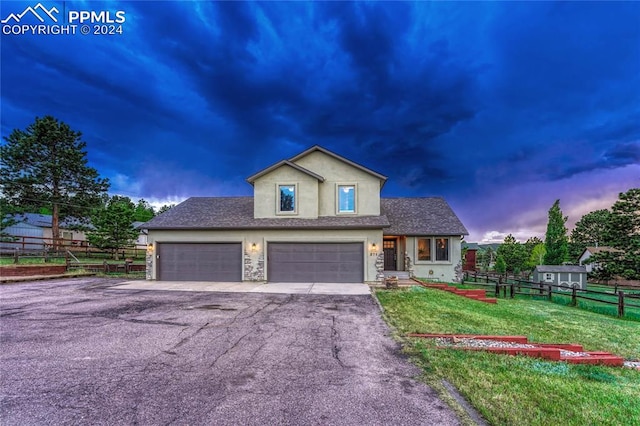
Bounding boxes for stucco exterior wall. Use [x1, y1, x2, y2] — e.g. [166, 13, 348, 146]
[253, 165, 320, 218]
[405, 236, 462, 283]
[292, 151, 381, 216]
[147, 228, 383, 283]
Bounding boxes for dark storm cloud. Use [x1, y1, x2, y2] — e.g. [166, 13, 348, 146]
[1, 0, 638, 240]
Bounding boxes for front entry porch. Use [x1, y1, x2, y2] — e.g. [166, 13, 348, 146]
[383, 236, 408, 274]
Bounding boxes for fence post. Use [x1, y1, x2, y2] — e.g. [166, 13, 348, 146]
[474, 271, 477, 282]
[614, 282, 618, 293]
[618, 291, 625, 317]
[571, 286, 577, 306]
[13, 249, 19, 264]
[496, 276, 501, 297]
[510, 282, 514, 298]
[103, 260, 108, 274]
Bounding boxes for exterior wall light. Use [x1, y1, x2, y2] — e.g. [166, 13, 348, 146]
[146, 243, 154, 254]
[371, 243, 377, 252]
[251, 243, 257, 252]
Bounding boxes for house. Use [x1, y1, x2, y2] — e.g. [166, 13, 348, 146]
[143, 146, 468, 284]
[0, 213, 90, 251]
[578, 246, 622, 273]
[532, 265, 588, 291]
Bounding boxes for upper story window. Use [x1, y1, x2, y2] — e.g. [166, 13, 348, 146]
[278, 184, 296, 213]
[338, 185, 355, 213]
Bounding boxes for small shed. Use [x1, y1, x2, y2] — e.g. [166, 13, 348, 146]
[532, 265, 588, 291]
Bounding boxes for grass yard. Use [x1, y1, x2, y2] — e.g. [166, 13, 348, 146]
[376, 286, 640, 426]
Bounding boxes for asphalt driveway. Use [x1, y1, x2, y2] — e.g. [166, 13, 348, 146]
[0, 277, 461, 425]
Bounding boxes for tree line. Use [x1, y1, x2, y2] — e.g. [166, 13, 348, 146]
[484, 191, 639, 281]
[1, 116, 174, 256]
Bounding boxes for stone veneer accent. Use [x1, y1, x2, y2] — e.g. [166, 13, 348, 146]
[375, 252, 385, 283]
[146, 251, 153, 280]
[454, 260, 463, 283]
[244, 251, 265, 281]
[404, 253, 414, 278]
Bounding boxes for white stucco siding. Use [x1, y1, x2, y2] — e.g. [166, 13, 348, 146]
[292, 151, 382, 216]
[579, 251, 593, 273]
[147, 228, 383, 283]
[405, 236, 462, 283]
[252, 165, 319, 219]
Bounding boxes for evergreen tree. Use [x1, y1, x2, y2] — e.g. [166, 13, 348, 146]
[0, 116, 109, 248]
[133, 199, 155, 222]
[495, 255, 507, 274]
[595, 189, 640, 279]
[87, 195, 138, 259]
[497, 234, 527, 273]
[544, 200, 568, 265]
[569, 209, 611, 261]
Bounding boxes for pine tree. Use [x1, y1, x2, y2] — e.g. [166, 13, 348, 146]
[544, 200, 568, 265]
[87, 196, 139, 259]
[0, 116, 109, 248]
[569, 209, 611, 261]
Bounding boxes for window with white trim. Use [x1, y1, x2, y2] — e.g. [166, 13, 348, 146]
[338, 185, 355, 213]
[416, 237, 450, 262]
[417, 238, 431, 261]
[278, 184, 296, 213]
[435, 238, 449, 261]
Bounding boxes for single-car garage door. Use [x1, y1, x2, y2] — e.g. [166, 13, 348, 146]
[267, 242, 364, 283]
[157, 243, 242, 281]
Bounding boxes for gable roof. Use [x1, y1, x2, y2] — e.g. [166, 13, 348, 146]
[143, 196, 468, 235]
[288, 145, 388, 185]
[580, 246, 622, 256]
[533, 265, 587, 273]
[246, 160, 325, 185]
[142, 197, 390, 230]
[381, 197, 468, 236]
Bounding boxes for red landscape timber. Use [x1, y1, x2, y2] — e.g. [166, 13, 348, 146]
[408, 334, 625, 367]
[0, 265, 67, 277]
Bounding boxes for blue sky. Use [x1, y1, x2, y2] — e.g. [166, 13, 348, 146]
[1, 1, 638, 242]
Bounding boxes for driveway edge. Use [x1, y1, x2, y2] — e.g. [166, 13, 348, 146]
[372, 287, 487, 426]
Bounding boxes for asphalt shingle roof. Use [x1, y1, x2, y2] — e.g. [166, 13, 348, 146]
[143, 196, 468, 236]
[143, 197, 390, 230]
[381, 198, 468, 236]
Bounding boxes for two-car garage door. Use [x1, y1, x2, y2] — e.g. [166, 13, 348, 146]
[156, 242, 364, 283]
[267, 243, 363, 283]
[157, 243, 242, 281]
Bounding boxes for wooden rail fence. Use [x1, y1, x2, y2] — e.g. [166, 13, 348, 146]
[463, 271, 640, 318]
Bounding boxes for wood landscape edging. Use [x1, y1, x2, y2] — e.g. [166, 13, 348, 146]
[408, 334, 626, 367]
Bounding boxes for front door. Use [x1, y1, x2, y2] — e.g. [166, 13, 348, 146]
[383, 239, 396, 270]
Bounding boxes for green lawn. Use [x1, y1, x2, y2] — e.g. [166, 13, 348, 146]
[376, 286, 640, 426]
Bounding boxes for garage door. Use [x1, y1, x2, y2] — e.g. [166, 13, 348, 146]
[267, 243, 364, 283]
[157, 243, 242, 281]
